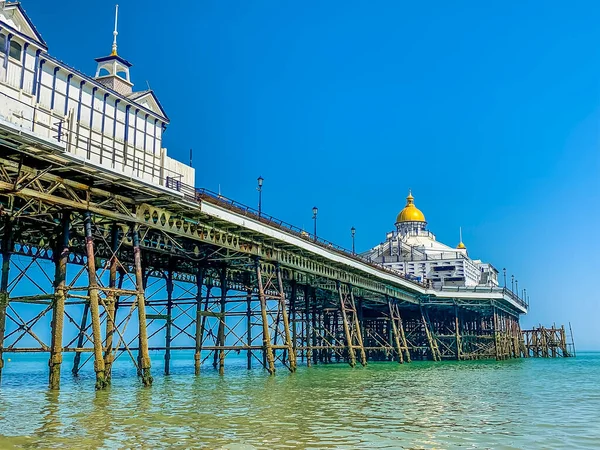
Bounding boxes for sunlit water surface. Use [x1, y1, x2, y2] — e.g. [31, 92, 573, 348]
[0, 352, 599, 449]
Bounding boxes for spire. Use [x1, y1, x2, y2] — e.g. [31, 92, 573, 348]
[94, 4, 133, 95]
[111, 4, 119, 56]
[457, 227, 466, 249]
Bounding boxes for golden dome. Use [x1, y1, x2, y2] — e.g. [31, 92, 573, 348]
[456, 241, 466, 249]
[396, 190, 426, 223]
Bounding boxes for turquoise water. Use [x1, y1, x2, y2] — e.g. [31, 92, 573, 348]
[0, 352, 599, 449]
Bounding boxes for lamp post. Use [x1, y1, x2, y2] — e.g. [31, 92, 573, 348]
[515, 279, 519, 298]
[503, 268, 506, 288]
[257, 176, 264, 218]
[312, 206, 318, 242]
[511, 275, 514, 293]
[523, 288, 527, 303]
[351, 226, 356, 255]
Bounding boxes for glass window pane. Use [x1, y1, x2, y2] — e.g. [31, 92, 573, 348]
[9, 41, 22, 60]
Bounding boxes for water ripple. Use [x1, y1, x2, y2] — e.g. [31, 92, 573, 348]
[0, 353, 599, 448]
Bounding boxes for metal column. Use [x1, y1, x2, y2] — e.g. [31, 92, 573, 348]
[48, 212, 70, 389]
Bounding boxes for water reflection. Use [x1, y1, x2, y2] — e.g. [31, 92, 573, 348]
[0, 354, 599, 449]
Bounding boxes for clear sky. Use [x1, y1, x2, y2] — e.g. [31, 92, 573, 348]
[23, 1, 600, 349]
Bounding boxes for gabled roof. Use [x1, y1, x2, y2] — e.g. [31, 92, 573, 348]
[126, 90, 169, 122]
[0, 2, 48, 49]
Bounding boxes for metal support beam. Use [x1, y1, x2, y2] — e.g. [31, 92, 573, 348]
[0, 216, 13, 384]
[83, 211, 107, 390]
[304, 284, 311, 367]
[164, 262, 174, 375]
[216, 267, 227, 375]
[132, 225, 152, 386]
[194, 265, 205, 375]
[348, 288, 367, 367]
[420, 305, 440, 361]
[49, 212, 70, 389]
[387, 298, 404, 364]
[276, 265, 296, 372]
[454, 305, 461, 361]
[72, 304, 89, 375]
[255, 259, 275, 375]
[246, 288, 252, 370]
[103, 223, 119, 381]
[337, 281, 356, 367]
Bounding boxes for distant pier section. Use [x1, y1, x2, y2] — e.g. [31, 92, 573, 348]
[0, 3, 572, 390]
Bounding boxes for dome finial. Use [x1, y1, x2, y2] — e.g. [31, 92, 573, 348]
[396, 188, 426, 223]
[456, 226, 467, 249]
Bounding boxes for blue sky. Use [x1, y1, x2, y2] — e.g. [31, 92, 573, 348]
[24, 1, 600, 349]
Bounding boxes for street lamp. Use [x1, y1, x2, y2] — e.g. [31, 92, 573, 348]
[312, 206, 318, 242]
[511, 275, 514, 293]
[257, 176, 264, 217]
[503, 268, 506, 288]
[351, 226, 356, 255]
[515, 279, 519, 298]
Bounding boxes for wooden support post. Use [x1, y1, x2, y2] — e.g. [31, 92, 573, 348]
[194, 266, 205, 375]
[337, 281, 356, 368]
[255, 260, 275, 375]
[349, 288, 367, 366]
[103, 224, 119, 382]
[0, 216, 13, 384]
[276, 266, 296, 372]
[49, 212, 70, 389]
[132, 225, 152, 386]
[304, 284, 311, 367]
[164, 262, 174, 375]
[83, 212, 107, 390]
[246, 288, 252, 370]
[388, 299, 404, 364]
[454, 305, 461, 361]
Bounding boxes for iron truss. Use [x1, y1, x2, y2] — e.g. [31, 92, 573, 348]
[0, 149, 528, 390]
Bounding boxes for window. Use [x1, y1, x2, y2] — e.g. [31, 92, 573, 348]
[0, 34, 5, 53]
[9, 40, 22, 60]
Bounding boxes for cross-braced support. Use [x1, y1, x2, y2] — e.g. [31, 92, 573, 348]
[420, 306, 441, 361]
[388, 298, 410, 364]
[337, 282, 367, 367]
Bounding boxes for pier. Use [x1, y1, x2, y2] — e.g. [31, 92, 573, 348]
[0, 3, 570, 391]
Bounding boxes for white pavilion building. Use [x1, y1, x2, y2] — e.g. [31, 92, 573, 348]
[362, 191, 499, 289]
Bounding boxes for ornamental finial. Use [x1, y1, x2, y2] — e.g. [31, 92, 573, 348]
[111, 5, 119, 56]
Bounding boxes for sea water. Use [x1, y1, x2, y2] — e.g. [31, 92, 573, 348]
[0, 352, 598, 449]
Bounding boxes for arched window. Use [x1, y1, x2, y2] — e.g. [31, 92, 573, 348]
[9, 40, 22, 61]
